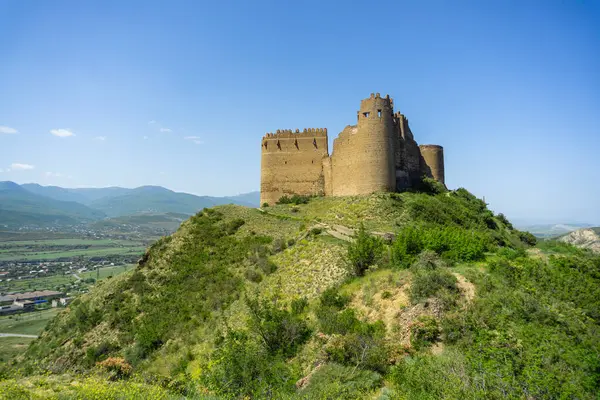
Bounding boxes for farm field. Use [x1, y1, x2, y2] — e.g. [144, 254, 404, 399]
[1, 265, 132, 292]
[0, 238, 146, 261]
[0, 309, 61, 362]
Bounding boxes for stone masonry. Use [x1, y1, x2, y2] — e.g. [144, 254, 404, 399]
[260, 93, 445, 205]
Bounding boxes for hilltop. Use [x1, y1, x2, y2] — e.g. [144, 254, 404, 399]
[2, 187, 599, 399]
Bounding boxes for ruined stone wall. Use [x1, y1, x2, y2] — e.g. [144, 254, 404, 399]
[260, 128, 329, 205]
[419, 144, 445, 185]
[329, 93, 396, 196]
[394, 113, 422, 189]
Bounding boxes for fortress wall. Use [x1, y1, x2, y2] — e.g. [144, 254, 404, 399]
[260, 129, 329, 205]
[322, 156, 333, 196]
[419, 144, 445, 184]
[330, 94, 396, 196]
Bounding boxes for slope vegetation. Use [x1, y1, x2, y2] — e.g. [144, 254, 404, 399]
[3, 187, 600, 399]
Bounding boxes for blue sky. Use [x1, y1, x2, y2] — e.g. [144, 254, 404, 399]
[0, 1, 598, 224]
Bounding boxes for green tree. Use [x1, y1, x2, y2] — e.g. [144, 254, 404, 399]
[347, 224, 384, 276]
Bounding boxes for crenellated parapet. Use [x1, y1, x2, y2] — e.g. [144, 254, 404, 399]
[262, 128, 327, 140]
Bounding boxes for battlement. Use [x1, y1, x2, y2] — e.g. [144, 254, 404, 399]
[360, 93, 393, 111]
[262, 128, 328, 140]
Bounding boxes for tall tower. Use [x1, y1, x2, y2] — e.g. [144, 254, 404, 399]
[353, 93, 396, 193]
[329, 93, 397, 195]
[419, 144, 445, 185]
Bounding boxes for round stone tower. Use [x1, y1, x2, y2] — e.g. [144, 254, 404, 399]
[419, 144, 445, 184]
[330, 93, 396, 195]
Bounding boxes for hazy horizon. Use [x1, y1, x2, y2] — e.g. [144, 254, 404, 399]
[1, 1, 598, 224]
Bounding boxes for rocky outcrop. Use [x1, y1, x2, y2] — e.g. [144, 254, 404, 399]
[559, 228, 600, 253]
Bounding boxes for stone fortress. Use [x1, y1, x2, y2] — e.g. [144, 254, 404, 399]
[260, 93, 445, 205]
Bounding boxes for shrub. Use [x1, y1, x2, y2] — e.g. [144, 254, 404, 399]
[393, 225, 488, 267]
[298, 363, 382, 400]
[496, 213, 514, 230]
[96, 357, 132, 380]
[410, 316, 440, 350]
[326, 331, 389, 373]
[224, 218, 245, 235]
[262, 202, 269, 207]
[319, 287, 350, 310]
[246, 296, 311, 358]
[416, 177, 447, 195]
[244, 268, 263, 283]
[277, 194, 312, 205]
[347, 224, 384, 276]
[409, 268, 459, 305]
[201, 330, 294, 398]
[517, 230, 537, 246]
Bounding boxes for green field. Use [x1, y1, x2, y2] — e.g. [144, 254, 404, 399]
[0, 238, 146, 261]
[0, 308, 61, 335]
[0, 309, 61, 362]
[1, 265, 132, 292]
[79, 265, 132, 280]
[0, 336, 35, 362]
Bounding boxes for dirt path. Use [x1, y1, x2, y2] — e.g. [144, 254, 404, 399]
[0, 333, 38, 338]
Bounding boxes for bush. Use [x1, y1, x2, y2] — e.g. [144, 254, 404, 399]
[416, 177, 447, 195]
[517, 230, 537, 246]
[244, 268, 263, 283]
[393, 225, 488, 267]
[262, 202, 269, 208]
[298, 363, 382, 400]
[246, 296, 311, 358]
[496, 213, 513, 230]
[326, 330, 389, 373]
[409, 268, 459, 305]
[347, 224, 384, 276]
[201, 330, 294, 398]
[410, 316, 440, 350]
[277, 194, 312, 205]
[96, 357, 132, 380]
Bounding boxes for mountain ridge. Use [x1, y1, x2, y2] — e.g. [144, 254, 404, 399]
[0, 181, 260, 227]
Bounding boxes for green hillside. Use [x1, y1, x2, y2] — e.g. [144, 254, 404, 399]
[3, 188, 599, 399]
[0, 181, 105, 227]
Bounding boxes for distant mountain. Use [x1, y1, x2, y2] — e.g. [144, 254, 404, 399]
[515, 222, 594, 238]
[14, 182, 260, 220]
[225, 191, 260, 208]
[0, 181, 106, 227]
[86, 185, 253, 217]
[21, 184, 131, 204]
[558, 227, 600, 253]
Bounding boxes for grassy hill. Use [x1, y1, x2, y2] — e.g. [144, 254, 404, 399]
[2, 188, 599, 399]
[0, 181, 105, 227]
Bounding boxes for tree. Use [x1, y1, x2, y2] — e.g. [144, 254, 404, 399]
[347, 224, 384, 276]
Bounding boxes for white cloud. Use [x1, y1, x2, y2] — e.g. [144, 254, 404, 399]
[11, 163, 35, 170]
[143, 136, 149, 140]
[50, 128, 75, 138]
[184, 136, 203, 145]
[159, 127, 172, 133]
[94, 136, 106, 141]
[45, 171, 63, 177]
[148, 120, 156, 125]
[0, 126, 18, 134]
